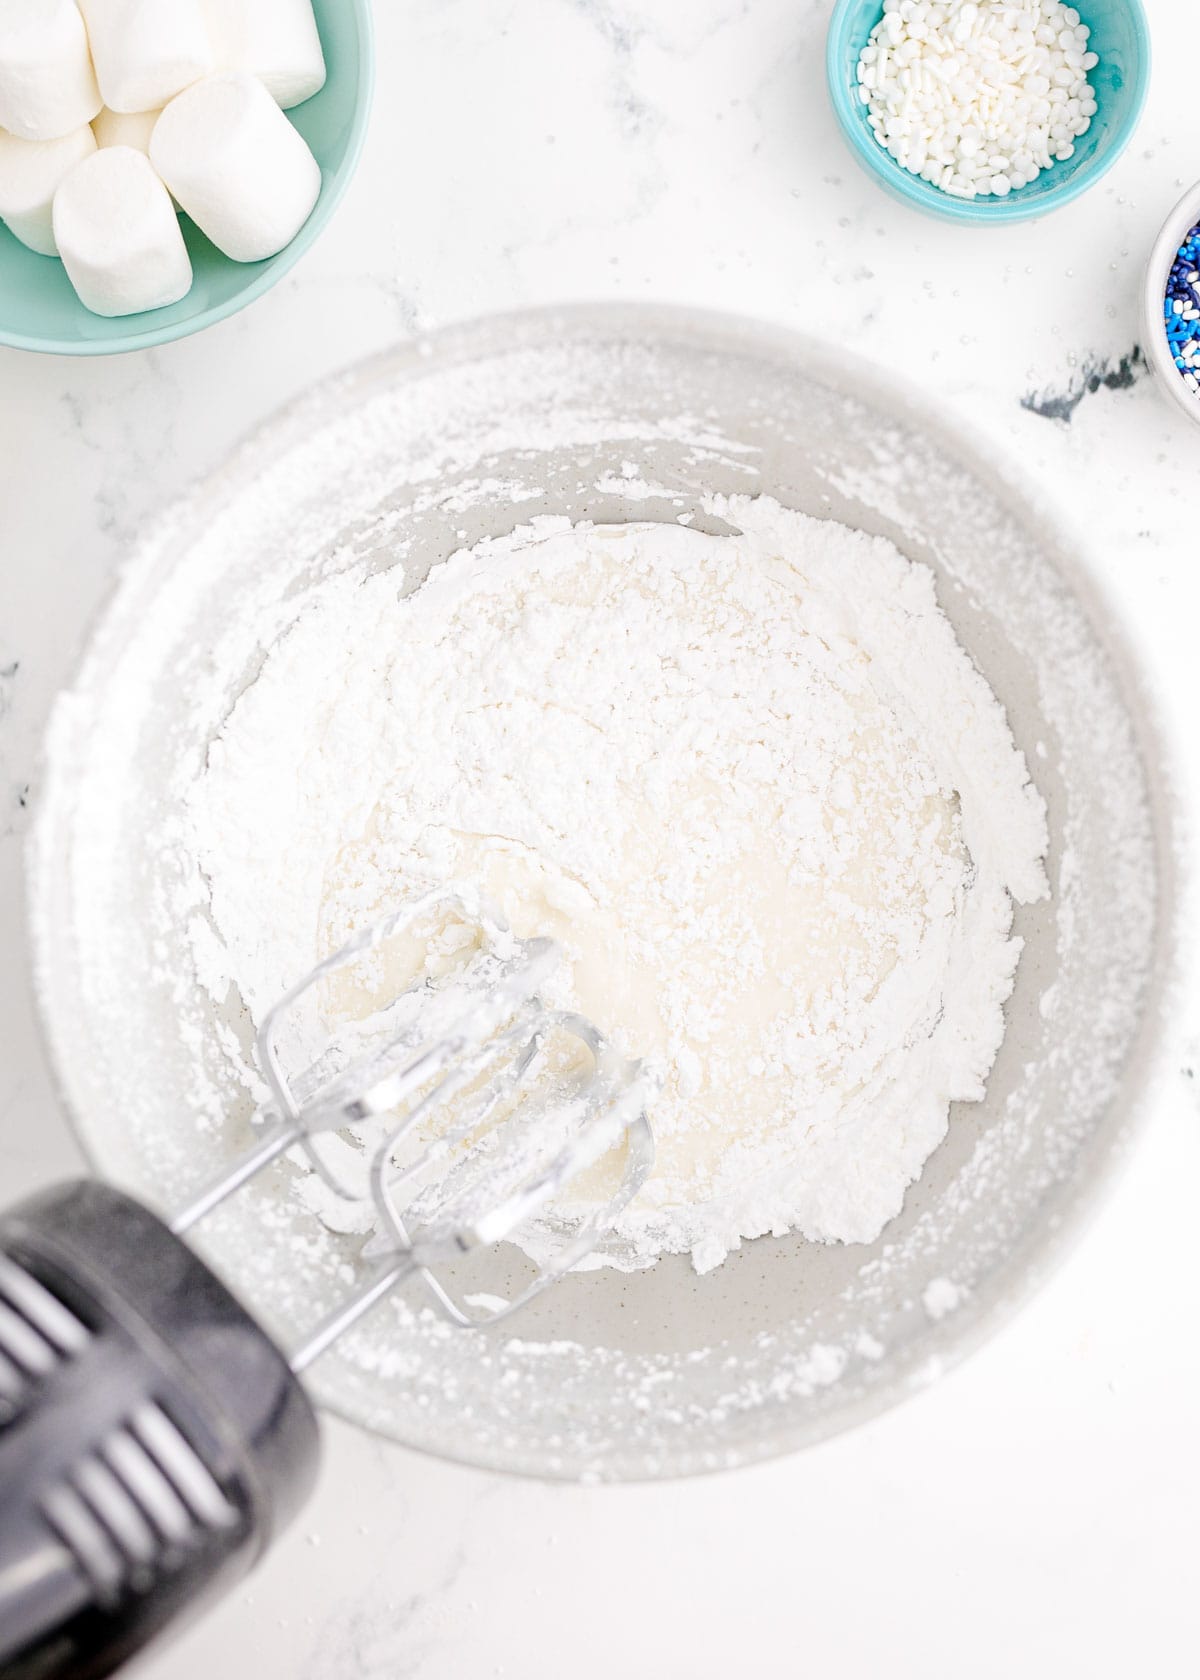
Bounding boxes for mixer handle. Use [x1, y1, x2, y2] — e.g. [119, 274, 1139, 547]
[0, 1180, 320, 1680]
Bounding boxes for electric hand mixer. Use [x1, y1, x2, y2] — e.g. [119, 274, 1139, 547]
[0, 891, 658, 1679]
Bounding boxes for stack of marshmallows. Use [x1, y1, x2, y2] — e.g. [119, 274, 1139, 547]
[0, 0, 327, 317]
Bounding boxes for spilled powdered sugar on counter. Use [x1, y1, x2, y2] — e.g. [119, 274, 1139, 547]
[187, 494, 1049, 1274]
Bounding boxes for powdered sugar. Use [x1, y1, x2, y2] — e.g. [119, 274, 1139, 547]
[28, 314, 1165, 1476]
[187, 493, 1048, 1273]
[922, 1275, 964, 1319]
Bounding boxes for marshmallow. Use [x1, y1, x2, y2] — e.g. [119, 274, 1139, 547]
[77, 0, 214, 115]
[0, 0, 101, 142]
[93, 105, 178, 210]
[151, 73, 320, 263]
[92, 105, 161, 158]
[53, 145, 192, 315]
[0, 122, 96, 255]
[204, 0, 326, 110]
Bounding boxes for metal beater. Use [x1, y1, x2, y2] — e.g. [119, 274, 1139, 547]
[0, 891, 658, 1679]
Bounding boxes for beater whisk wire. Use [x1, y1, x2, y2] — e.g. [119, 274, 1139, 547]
[165, 889, 658, 1354]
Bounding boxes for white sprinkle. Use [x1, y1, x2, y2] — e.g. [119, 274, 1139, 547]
[857, 0, 1100, 200]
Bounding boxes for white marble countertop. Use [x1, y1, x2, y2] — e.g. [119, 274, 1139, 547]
[2, 2, 1199, 1675]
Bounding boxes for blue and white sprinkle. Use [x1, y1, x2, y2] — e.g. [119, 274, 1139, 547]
[1165, 223, 1200, 396]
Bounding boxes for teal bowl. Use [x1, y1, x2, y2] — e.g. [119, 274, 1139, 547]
[0, 0, 374, 355]
[826, 0, 1150, 224]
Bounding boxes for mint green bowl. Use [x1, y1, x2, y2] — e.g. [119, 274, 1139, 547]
[0, 0, 374, 356]
[826, 0, 1150, 224]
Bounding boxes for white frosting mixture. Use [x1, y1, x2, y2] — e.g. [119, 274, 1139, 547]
[189, 496, 1049, 1273]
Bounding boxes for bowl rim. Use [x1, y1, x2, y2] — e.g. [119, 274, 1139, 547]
[24, 301, 1185, 1480]
[825, 0, 1152, 225]
[0, 0, 376, 359]
[1141, 179, 1200, 428]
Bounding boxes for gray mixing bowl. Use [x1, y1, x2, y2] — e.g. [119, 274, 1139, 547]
[28, 304, 1175, 1480]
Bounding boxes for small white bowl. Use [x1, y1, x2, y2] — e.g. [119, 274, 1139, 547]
[1143, 179, 1200, 427]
